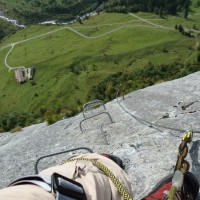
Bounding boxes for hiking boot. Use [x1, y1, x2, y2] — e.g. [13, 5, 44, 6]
[101, 154, 125, 169]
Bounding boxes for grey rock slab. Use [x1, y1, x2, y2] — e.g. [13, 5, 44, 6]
[0, 72, 200, 200]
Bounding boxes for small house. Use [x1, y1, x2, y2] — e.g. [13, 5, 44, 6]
[26, 67, 35, 80]
[15, 68, 27, 84]
[15, 67, 36, 84]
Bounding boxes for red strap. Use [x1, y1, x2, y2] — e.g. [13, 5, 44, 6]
[144, 182, 172, 200]
[100, 154, 109, 158]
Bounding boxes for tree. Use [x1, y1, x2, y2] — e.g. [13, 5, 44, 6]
[78, 17, 83, 24]
[178, 24, 184, 33]
[183, 0, 190, 19]
[197, 53, 200, 63]
[159, 7, 163, 17]
[0, 30, 5, 41]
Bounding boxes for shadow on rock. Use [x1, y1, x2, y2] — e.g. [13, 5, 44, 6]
[189, 140, 200, 199]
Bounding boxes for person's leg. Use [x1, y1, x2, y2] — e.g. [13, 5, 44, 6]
[184, 172, 199, 200]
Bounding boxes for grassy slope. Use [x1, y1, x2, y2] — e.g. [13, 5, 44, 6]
[0, 11, 199, 116]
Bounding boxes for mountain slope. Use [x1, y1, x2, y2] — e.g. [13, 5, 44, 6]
[0, 72, 200, 199]
[0, 11, 200, 132]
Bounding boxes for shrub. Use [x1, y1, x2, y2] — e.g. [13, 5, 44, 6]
[44, 111, 62, 125]
[197, 53, 200, 63]
[162, 48, 168, 53]
[46, 114, 61, 125]
[105, 83, 115, 96]
[31, 81, 37, 86]
[0, 112, 38, 132]
[63, 110, 73, 118]
[10, 126, 22, 133]
[70, 66, 81, 75]
[76, 99, 82, 105]
[0, 127, 5, 133]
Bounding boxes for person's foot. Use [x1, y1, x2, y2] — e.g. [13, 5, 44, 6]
[101, 154, 125, 169]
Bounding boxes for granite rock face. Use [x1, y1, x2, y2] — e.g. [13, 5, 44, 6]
[0, 72, 200, 199]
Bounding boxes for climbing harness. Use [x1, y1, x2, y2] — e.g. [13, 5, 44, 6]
[52, 173, 87, 200]
[66, 157, 133, 200]
[167, 129, 193, 200]
[11, 148, 132, 200]
[10, 147, 93, 200]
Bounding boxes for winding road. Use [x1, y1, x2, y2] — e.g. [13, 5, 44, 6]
[128, 13, 174, 30]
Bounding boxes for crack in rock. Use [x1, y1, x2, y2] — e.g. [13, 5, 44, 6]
[161, 113, 170, 119]
[181, 101, 197, 110]
[160, 100, 200, 119]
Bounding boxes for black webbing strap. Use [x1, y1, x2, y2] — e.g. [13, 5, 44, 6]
[52, 173, 86, 200]
[9, 173, 86, 200]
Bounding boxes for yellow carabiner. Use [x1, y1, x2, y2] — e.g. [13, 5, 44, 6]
[182, 131, 192, 142]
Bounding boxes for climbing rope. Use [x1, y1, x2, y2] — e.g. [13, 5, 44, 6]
[174, 131, 192, 174]
[66, 157, 133, 200]
[167, 186, 177, 200]
[167, 130, 193, 200]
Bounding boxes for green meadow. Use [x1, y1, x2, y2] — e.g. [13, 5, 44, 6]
[0, 11, 199, 130]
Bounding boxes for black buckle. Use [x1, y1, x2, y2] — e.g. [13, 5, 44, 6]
[52, 173, 87, 200]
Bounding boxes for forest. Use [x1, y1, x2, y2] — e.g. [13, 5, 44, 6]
[1, 0, 192, 24]
[103, 0, 191, 18]
[0, 19, 20, 41]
